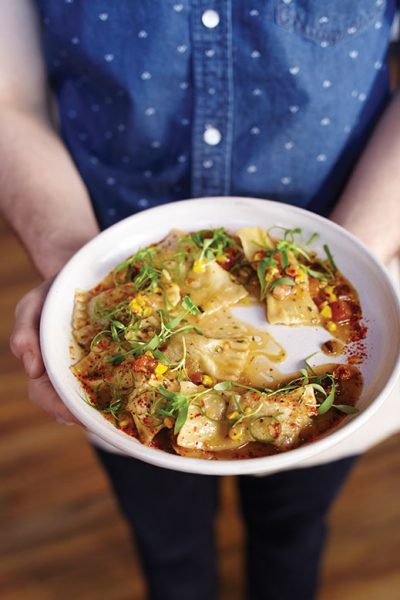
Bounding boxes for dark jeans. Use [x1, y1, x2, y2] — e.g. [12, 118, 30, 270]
[95, 449, 356, 600]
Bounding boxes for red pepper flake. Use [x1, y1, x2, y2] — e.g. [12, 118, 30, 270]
[348, 355, 363, 365]
[218, 246, 241, 271]
[335, 365, 352, 380]
[189, 371, 204, 385]
[133, 354, 157, 373]
[120, 424, 135, 436]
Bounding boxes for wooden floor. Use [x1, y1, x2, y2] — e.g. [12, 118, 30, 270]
[1, 217, 399, 600]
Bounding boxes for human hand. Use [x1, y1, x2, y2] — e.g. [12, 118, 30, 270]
[10, 279, 80, 425]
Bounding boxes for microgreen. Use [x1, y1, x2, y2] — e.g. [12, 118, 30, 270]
[107, 306, 202, 365]
[187, 228, 238, 269]
[114, 246, 157, 273]
[253, 227, 338, 300]
[323, 244, 338, 271]
[155, 386, 192, 434]
[304, 352, 320, 375]
[103, 398, 123, 419]
[300, 265, 330, 281]
[182, 295, 201, 315]
[213, 380, 271, 394]
[269, 277, 295, 290]
[169, 337, 189, 377]
[248, 415, 281, 443]
[256, 256, 277, 299]
[333, 404, 358, 415]
[306, 232, 319, 246]
[153, 349, 171, 365]
[317, 380, 336, 415]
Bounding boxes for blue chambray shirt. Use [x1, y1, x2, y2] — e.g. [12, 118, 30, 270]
[36, 0, 396, 229]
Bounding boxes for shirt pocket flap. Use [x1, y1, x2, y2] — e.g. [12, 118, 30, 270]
[274, 0, 384, 45]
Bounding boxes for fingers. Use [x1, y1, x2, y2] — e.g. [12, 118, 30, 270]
[11, 280, 82, 426]
[10, 280, 52, 379]
[28, 374, 81, 425]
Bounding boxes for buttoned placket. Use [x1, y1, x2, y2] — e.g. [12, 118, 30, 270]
[191, 0, 233, 197]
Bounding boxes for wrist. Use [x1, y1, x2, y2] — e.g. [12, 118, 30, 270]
[330, 210, 395, 265]
[33, 227, 99, 278]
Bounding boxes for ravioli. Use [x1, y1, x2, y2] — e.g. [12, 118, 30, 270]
[181, 260, 248, 314]
[266, 284, 320, 326]
[176, 385, 317, 453]
[236, 226, 274, 261]
[227, 385, 318, 449]
[166, 333, 250, 381]
[127, 388, 165, 444]
[70, 226, 364, 460]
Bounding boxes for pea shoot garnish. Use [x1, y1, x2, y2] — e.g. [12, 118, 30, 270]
[72, 226, 362, 457]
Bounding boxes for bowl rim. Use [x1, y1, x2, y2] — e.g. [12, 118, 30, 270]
[40, 196, 400, 475]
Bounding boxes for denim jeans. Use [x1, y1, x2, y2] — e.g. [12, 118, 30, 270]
[95, 449, 357, 600]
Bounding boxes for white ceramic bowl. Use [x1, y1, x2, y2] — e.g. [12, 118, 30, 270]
[40, 197, 400, 475]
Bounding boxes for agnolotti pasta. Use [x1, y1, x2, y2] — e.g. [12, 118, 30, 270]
[71, 226, 365, 460]
[181, 259, 248, 313]
[166, 332, 251, 381]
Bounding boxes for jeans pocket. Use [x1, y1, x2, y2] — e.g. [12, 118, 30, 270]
[274, 0, 384, 45]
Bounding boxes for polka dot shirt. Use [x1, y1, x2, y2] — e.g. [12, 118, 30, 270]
[37, 0, 394, 228]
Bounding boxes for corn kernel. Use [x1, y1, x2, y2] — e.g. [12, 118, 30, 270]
[244, 406, 253, 414]
[265, 267, 279, 282]
[161, 269, 172, 283]
[327, 292, 337, 302]
[295, 272, 306, 283]
[253, 251, 265, 261]
[145, 351, 154, 358]
[216, 254, 228, 264]
[155, 363, 168, 379]
[119, 418, 130, 427]
[327, 321, 337, 332]
[201, 375, 214, 387]
[129, 293, 152, 316]
[193, 259, 206, 273]
[229, 428, 242, 440]
[129, 298, 141, 313]
[227, 411, 240, 421]
[320, 305, 332, 318]
[320, 300, 329, 308]
[325, 286, 334, 294]
[163, 417, 174, 429]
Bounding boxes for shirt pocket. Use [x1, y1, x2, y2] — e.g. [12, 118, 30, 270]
[274, 0, 384, 45]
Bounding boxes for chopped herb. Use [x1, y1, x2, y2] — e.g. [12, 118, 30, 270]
[182, 295, 201, 315]
[306, 232, 319, 246]
[269, 277, 295, 289]
[256, 256, 277, 299]
[189, 228, 238, 265]
[104, 398, 123, 419]
[333, 404, 359, 415]
[155, 386, 192, 433]
[323, 244, 337, 271]
[318, 380, 336, 415]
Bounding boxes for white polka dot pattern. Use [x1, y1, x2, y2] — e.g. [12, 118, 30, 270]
[39, 0, 391, 225]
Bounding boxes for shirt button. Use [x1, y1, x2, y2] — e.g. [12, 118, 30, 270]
[201, 9, 220, 29]
[203, 126, 222, 146]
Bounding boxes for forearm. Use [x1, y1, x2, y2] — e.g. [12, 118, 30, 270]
[0, 105, 99, 278]
[331, 94, 400, 264]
